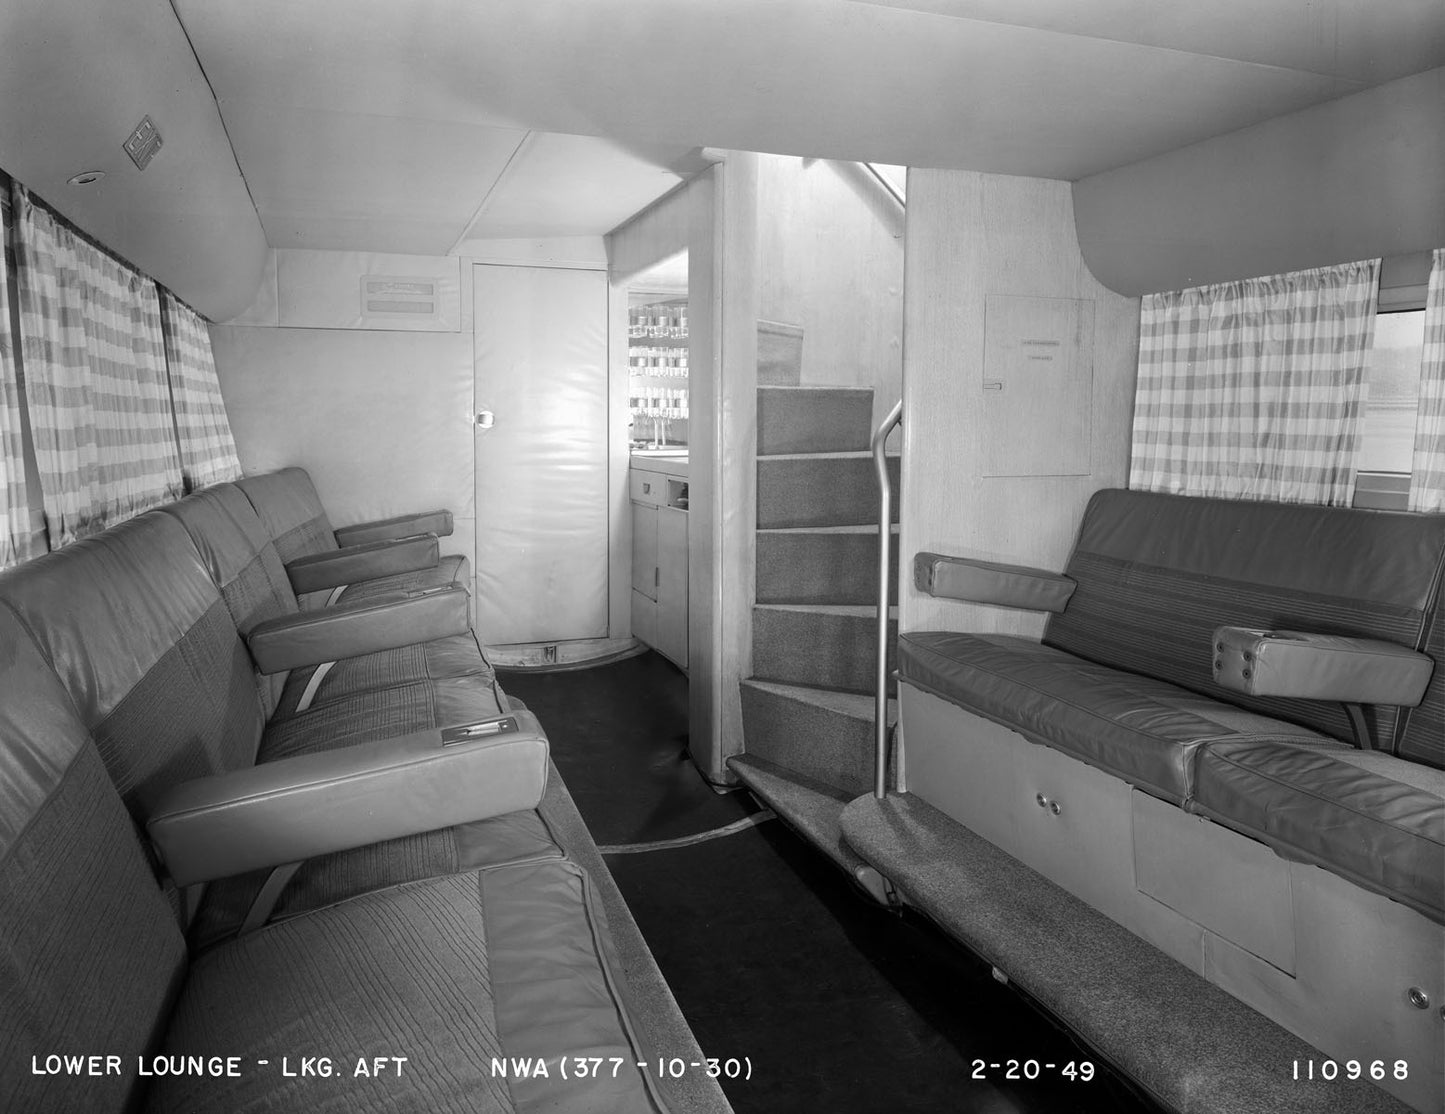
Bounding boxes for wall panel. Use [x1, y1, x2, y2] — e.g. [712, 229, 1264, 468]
[210, 324, 476, 591]
[757, 157, 904, 424]
[900, 171, 1138, 637]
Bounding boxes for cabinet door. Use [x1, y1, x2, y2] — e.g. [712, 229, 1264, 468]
[631, 503, 658, 601]
[655, 507, 688, 667]
[631, 589, 658, 649]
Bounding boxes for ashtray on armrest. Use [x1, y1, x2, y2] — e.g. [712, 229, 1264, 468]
[442, 717, 517, 744]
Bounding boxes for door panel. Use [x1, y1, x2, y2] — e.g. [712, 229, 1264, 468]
[473, 265, 609, 645]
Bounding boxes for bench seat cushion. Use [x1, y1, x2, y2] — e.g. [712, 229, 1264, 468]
[272, 631, 500, 720]
[1193, 741, 1445, 923]
[899, 631, 1343, 803]
[149, 861, 666, 1114]
[259, 677, 506, 764]
[191, 804, 563, 950]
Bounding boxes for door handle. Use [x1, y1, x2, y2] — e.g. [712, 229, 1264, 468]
[475, 410, 495, 429]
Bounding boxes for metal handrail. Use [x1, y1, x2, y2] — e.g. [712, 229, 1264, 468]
[872, 399, 903, 799]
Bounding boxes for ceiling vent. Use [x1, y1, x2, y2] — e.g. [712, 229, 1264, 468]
[123, 116, 163, 171]
[361, 276, 440, 320]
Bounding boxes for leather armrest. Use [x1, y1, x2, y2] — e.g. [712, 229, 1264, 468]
[914, 551, 1076, 613]
[1212, 627, 1435, 707]
[247, 586, 470, 673]
[285, 534, 440, 594]
[147, 711, 549, 886]
[334, 510, 453, 547]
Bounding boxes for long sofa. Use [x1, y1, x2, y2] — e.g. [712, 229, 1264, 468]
[899, 489, 1445, 1113]
[0, 470, 728, 1114]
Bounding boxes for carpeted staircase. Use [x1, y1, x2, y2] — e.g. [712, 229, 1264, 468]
[729, 373, 900, 901]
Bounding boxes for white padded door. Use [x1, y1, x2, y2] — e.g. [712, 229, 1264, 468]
[473, 264, 609, 645]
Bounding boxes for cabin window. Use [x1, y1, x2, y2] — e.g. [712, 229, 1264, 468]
[1353, 308, 1425, 510]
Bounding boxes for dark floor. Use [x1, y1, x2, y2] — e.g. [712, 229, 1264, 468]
[499, 651, 757, 845]
[499, 652, 1158, 1114]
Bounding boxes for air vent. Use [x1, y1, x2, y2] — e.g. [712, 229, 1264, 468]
[361, 276, 440, 320]
[123, 116, 163, 171]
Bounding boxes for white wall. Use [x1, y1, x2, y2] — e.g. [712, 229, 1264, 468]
[901, 172, 1140, 636]
[757, 157, 905, 424]
[212, 244, 619, 643]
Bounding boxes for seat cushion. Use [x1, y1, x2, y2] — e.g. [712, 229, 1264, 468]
[272, 631, 498, 719]
[191, 807, 563, 950]
[261, 677, 506, 763]
[899, 632, 1344, 803]
[1192, 741, 1445, 923]
[150, 861, 666, 1114]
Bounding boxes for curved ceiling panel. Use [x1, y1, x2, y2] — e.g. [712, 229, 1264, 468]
[1073, 68, 1445, 296]
[0, 1, 267, 320]
[174, 0, 1426, 182]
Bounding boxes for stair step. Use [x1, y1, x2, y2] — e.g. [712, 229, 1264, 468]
[757, 453, 901, 529]
[756, 525, 898, 606]
[728, 755, 883, 895]
[757, 320, 804, 386]
[740, 679, 894, 798]
[751, 604, 897, 694]
[839, 793, 1392, 1114]
[757, 386, 873, 455]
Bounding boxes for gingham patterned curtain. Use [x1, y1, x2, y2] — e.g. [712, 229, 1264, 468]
[0, 187, 44, 567]
[9, 182, 182, 546]
[1130, 259, 1379, 506]
[159, 289, 242, 491]
[1408, 249, 1445, 513]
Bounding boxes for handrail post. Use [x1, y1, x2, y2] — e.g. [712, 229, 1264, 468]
[871, 399, 903, 799]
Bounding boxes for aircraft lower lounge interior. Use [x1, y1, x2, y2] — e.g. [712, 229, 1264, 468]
[1, 3, 1443, 1113]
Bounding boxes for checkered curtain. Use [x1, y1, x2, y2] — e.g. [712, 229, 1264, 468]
[1408, 249, 1445, 513]
[9, 182, 182, 546]
[159, 289, 242, 490]
[0, 188, 44, 567]
[1129, 259, 1379, 506]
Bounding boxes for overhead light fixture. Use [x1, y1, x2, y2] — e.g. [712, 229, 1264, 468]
[67, 171, 106, 186]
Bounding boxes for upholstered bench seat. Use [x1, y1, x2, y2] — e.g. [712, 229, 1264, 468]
[898, 630, 1342, 804]
[161, 484, 493, 718]
[237, 467, 470, 609]
[1193, 740, 1445, 922]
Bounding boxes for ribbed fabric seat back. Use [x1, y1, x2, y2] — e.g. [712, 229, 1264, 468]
[0, 511, 265, 820]
[236, 467, 339, 562]
[1399, 614, 1445, 767]
[1043, 490, 1445, 763]
[160, 484, 299, 715]
[0, 606, 187, 1114]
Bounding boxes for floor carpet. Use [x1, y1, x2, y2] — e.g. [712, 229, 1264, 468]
[498, 651, 758, 845]
[501, 652, 1159, 1114]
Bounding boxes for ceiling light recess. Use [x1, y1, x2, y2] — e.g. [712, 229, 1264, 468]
[67, 171, 106, 186]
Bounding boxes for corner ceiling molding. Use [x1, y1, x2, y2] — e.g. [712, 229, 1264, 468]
[447, 132, 537, 256]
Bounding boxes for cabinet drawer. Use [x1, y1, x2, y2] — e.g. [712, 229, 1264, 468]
[630, 470, 666, 506]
